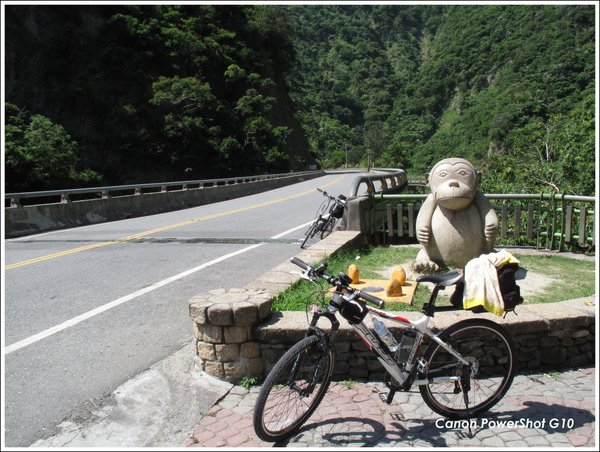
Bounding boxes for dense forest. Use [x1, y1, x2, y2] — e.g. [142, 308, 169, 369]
[4, 4, 596, 195]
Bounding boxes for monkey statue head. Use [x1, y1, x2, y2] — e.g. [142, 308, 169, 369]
[428, 157, 480, 210]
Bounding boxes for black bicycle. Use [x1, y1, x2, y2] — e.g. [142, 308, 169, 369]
[253, 257, 516, 442]
[300, 188, 347, 249]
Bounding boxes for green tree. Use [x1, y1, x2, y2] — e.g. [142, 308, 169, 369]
[5, 103, 100, 191]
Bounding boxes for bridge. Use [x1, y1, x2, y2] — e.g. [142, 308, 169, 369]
[2, 168, 406, 447]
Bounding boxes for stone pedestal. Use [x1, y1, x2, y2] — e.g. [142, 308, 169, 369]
[189, 288, 271, 383]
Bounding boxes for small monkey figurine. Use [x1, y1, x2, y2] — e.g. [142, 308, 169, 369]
[413, 158, 498, 272]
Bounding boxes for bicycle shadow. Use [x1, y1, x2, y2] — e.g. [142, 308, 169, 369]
[275, 416, 390, 448]
[275, 401, 594, 447]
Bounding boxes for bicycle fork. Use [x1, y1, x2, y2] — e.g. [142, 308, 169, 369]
[286, 309, 339, 397]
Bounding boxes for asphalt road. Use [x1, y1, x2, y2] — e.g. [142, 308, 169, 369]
[3, 171, 358, 447]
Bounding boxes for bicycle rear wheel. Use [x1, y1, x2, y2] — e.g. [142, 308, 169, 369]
[320, 217, 337, 239]
[253, 335, 335, 442]
[418, 318, 515, 419]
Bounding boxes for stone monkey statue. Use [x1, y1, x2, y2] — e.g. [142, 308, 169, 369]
[413, 158, 498, 272]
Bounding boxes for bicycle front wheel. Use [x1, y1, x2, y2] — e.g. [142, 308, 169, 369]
[419, 318, 515, 419]
[253, 335, 335, 442]
[300, 222, 318, 248]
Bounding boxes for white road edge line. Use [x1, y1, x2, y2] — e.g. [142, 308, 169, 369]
[4, 221, 313, 355]
[271, 219, 314, 239]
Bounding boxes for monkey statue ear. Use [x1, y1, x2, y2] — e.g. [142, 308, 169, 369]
[476, 170, 482, 186]
[425, 171, 431, 186]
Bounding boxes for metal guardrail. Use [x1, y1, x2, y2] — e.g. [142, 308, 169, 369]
[370, 192, 596, 253]
[5, 170, 323, 207]
[349, 168, 408, 197]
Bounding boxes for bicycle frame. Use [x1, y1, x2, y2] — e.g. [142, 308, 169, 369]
[305, 295, 471, 392]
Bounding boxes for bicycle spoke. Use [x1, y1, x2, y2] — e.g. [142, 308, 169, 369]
[254, 336, 334, 442]
[419, 319, 515, 419]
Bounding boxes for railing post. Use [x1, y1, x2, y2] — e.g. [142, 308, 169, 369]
[407, 203, 415, 237]
[501, 202, 508, 240]
[558, 193, 566, 251]
[578, 207, 587, 247]
[526, 203, 535, 240]
[397, 203, 404, 237]
[386, 203, 393, 239]
[564, 205, 573, 244]
[61, 193, 71, 204]
[514, 204, 522, 240]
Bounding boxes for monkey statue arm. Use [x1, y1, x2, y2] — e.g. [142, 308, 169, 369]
[415, 193, 437, 245]
[474, 192, 498, 251]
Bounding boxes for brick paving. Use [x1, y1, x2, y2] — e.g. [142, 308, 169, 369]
[184, 367, 595, 448]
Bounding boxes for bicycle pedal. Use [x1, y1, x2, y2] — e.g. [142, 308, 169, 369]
[379, 388, 397, 404]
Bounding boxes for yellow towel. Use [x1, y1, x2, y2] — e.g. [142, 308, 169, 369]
[463, 250, 520, 316]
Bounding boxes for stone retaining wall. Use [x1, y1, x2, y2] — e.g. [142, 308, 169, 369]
[188, 231, 596, 383]
[255, 299, 595, 380]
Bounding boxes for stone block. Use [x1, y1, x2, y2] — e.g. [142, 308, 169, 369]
[207, 302, 233, 326]
[224, 326, 250, 343]
[333, 341, 350, 353]
[254, 312, 307, 343]
[244, 280, 290, 297]
[572, 329, 590, 339]
[335, 352, 350, 362]
[540, 346, 567, 365]
[561, 336, 574, 346]
[223, 362, 245, 382]
[540, 336, 560, 347]
[233, 301, 258, 326]
[197, 342, 216, 361]
[524, 304, 591, 330]
[349, 366, 369, 378]
[349, 356, 366, 366]
[261, 348, 286, 363]
[246, 358, 264, 377]
[201, 325, 223, 343]
[189, 298, 213, 324]
[192, 323, 203, 341]
[351, 340, 370, 352]
[255, 270, 301, 285]
[240, 342, 260, 359]
[334, 362, 350, 374]
[566, 355, 589, 367]
[216, 343, 240, 361]
[204, 361, 224, 379]
[366, 358, 384, 372]
[254, 297, 273, 321]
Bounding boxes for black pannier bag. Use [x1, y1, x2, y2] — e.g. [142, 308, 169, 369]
[450, 263, 524, 314]
[497, 263, 524, 312]
[329, 195, 346, 219]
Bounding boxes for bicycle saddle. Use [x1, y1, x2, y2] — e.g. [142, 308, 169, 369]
[416, 271, 463, 287]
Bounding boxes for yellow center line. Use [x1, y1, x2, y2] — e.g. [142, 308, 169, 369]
[5, 175, 347, 270]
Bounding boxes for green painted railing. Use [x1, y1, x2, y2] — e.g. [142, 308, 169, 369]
[370, 193, 596, 254]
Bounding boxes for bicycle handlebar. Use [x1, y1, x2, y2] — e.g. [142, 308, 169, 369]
[290, 257, 384, 308]
[316, 188, 342, 203]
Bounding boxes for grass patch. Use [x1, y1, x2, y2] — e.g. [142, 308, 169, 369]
[273, 245, 430, 312]
[238, 375, 261, 389]
[273, 245, 595, 312]
[514, 254, 595, 304]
